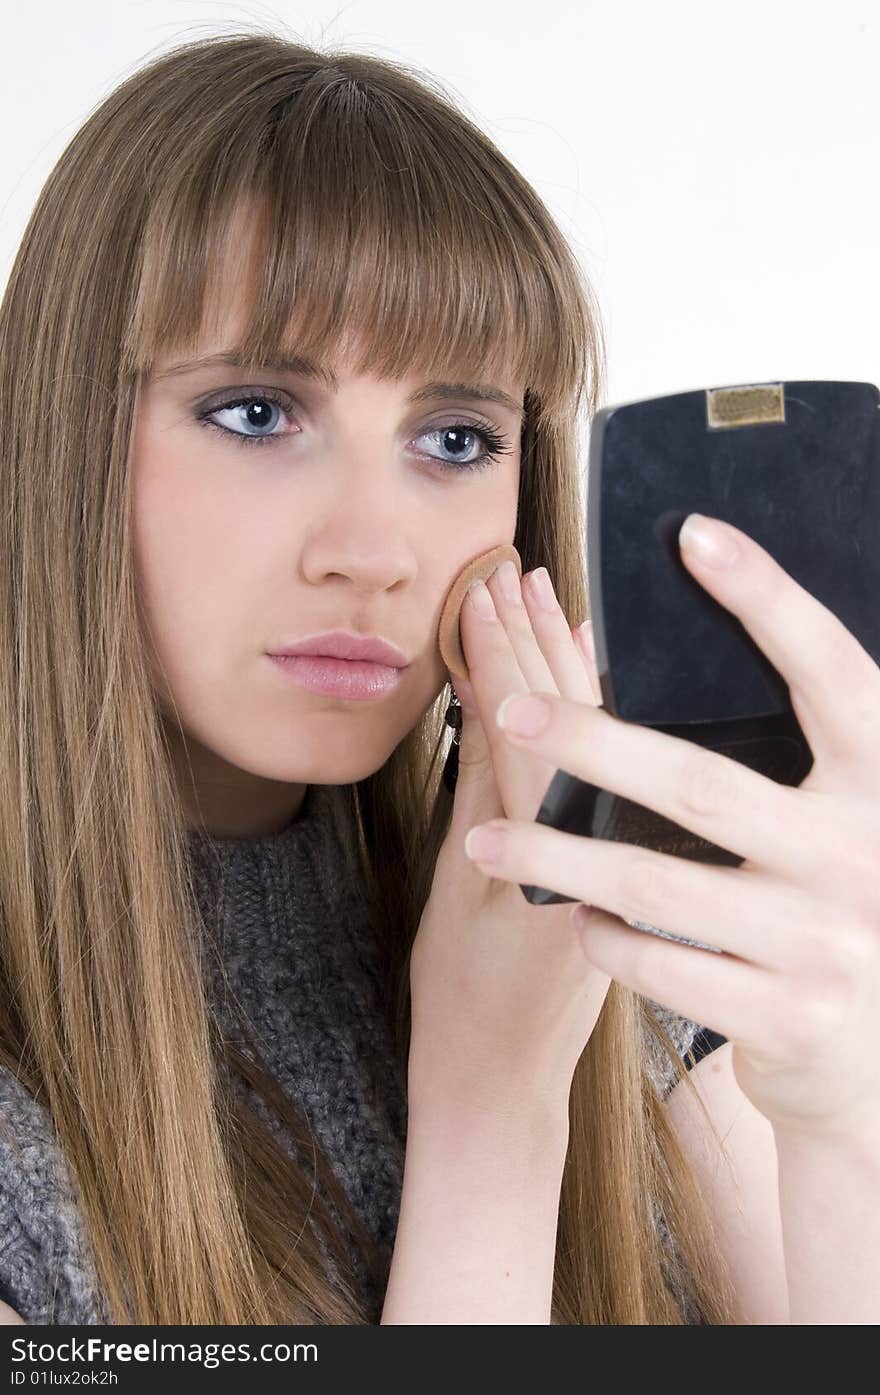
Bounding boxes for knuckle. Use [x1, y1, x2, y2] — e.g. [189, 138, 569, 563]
[629, 932, 672, 1000]
[852, 690, 880, 738]
[794, 913, 873, 986]
[837, 837, 880, 923]
[620, 857, 675, 924]
[787, 985, 844, 1055]
[676, 747, 740, 820]
[793, 915, 830, 973]
[829, 918, 875, 977]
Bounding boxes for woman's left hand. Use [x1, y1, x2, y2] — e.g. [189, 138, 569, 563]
[464, 514, 880, 1140]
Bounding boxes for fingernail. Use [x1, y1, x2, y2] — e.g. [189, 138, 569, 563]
[464, 822, 506, 864]
[679, 514, 740, 567]
[496, 693, 552, 737]
[467, 578, 496, 620]
[530, 567, 558, 613]
[497, 560, 523, 606]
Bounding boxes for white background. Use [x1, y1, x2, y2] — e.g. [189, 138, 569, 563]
[1, 0, 877, 410]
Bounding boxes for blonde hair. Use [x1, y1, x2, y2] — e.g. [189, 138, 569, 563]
[0, 28, 739, 1323]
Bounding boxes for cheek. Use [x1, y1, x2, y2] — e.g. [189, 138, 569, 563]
[473, 471, 519, 543]
[454, 475, 519, 557]
[130, 444, 249, 676]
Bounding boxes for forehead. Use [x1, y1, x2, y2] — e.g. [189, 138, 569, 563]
[148, 195, 527, 414]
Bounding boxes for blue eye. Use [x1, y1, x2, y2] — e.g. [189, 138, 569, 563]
[195, 394, 514, 472]
[417, 424, 512, 470]
[197, 393, 291, 449]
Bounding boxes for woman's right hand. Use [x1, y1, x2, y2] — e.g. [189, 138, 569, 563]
[408, 559, 612, 1112]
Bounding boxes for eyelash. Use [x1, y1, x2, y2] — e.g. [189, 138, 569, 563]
[195, 392, 514, 472]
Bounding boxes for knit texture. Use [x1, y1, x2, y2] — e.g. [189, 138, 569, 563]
[0, 783, 704, 1325]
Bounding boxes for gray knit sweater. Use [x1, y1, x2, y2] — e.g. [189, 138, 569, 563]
[0, 781, 704, 1325]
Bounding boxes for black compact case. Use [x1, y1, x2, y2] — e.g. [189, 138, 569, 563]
[520, 379, 880, 905]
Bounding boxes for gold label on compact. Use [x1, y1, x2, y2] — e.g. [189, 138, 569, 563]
[706, 383, 786, 430]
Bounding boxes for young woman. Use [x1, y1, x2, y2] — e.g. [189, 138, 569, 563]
[0, 30, 877, 1326]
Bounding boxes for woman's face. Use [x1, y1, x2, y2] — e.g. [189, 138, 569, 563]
[130, 321, 524, 836]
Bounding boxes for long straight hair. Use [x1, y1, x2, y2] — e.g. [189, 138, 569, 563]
[0, 29, 739, 1323]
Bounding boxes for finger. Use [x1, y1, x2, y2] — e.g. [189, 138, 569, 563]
[463, 814, 817, 972]
[520, 568, 598, 706]
[459, 578, 561, 822]
[483, 560, 558, 694]
[679, 514, 880, 771]
[572, 908, 779, 1054]
[572, 619, 602, 706]
[493, 689, 822, 883]
[483, 561, 595, 708]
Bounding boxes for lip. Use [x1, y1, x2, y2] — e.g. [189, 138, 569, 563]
[268, 654, 405, 700]
[267, 630, 410, 667]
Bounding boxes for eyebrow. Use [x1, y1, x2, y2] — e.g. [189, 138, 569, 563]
[151, 351, 525, 421]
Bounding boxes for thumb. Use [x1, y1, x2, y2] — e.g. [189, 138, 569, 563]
[446, 675, 506, 837]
